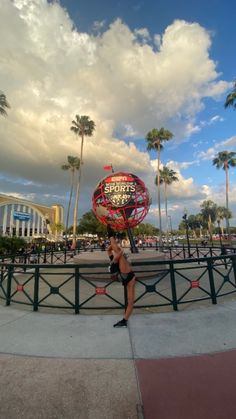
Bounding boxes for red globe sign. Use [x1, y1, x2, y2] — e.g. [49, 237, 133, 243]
[92, 172, 150, 230]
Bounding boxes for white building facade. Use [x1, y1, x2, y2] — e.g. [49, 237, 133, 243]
[0, 194, 64, 239]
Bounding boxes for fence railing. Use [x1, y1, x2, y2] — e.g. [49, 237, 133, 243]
[1, 253, 236, 314]
[0, 243, 235, 265]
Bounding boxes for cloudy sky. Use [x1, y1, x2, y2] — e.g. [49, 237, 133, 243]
[0, 0, 236, 229]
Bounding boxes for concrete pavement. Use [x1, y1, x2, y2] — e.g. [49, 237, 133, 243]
[1, 301, 236, 418]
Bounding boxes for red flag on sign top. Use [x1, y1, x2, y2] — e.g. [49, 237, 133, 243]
[103, 165, 113, 170]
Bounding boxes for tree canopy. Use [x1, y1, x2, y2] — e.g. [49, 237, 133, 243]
[0, 91, 10, 117]
[224, 80, 236, 110]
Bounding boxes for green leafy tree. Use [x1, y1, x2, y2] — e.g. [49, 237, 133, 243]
[213, 151, 236, 235]
[61, 156, 80, 238]
[77, 210, 107, 236]
[157, 166, 178, 237]
[0, 91, 10, 117]
[133, 222, 159, 236]
[0, 236, 26, 255]
[224, 80, 236, 110]
[187, 214, 202, 237]
[70, 115, 95, 247]
[146, 128, 173, 244]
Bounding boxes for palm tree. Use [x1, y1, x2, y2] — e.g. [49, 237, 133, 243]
[224, 80, 236, 110]
[0, 91, 10, 117]
[200, 200, 218, 240]
[216, 206, 232, 236]
[146, 128, 174, 246]
[213, 151, 236, 236]
[61, 156, 80, 243]
[70, 115, 95, 248]
[187, 214, 203, 238]
[50, 222, 65, 239]
[157, 166, 178, 240]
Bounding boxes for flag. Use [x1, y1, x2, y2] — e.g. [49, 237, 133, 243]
[103, 165, 113, 170]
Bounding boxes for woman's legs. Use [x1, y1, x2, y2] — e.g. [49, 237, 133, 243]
[124, 278, 135, 321]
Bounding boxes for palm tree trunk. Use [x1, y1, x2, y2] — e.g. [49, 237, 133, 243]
[157, 140, 162, 246]
[220, 221, 224, 236]
[72, 135, 84, 248]
[65, 170, 75, 244]
[225, 166, 230, 236]
[157, 141, 162, 247]
[208, 214, 212, 241]
[164, 182, 168, 242]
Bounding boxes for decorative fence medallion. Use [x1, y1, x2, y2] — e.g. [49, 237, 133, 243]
[191, 280, 200, 288]
[95, 287, 107, 295]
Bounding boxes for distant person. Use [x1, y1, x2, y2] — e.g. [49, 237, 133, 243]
[220, 245, 227, 255]
[100, 240, 106, 251]
[107, 225, 136, 328]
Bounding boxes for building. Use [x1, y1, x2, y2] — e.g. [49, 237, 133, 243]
[0, 194, 64, 240]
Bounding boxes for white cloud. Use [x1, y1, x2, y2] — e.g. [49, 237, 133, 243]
[209, 115, 224, 124]
[122, 124, 138, 138]
[92, 20, 106, 33]
[197, 135, 236, 160]
[167, 160, 199, 170]
[134, 27, 150, 42]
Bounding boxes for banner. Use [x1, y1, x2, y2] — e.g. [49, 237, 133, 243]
[13, 211, 31, 221]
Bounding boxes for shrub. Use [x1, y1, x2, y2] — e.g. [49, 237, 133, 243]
[0, 237, 27, 255]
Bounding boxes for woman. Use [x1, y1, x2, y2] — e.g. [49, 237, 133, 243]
[107, 226, 136, 327]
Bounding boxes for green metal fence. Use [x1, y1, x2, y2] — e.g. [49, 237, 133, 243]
[0, 243, 235, 265]
[1, 253, 236, 313]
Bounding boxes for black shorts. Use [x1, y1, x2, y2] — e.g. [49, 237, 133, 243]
[120, 271, 135, 286]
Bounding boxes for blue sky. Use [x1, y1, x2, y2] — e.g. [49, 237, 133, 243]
[0, 0, 235, 229]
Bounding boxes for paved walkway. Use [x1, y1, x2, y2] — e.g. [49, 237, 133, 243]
[1, 301, 236, 418]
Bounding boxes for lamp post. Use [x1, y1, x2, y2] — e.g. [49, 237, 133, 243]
[168, 215, 173, 244]
[183, 213, 191, 258]
[217, 218, 222, 247]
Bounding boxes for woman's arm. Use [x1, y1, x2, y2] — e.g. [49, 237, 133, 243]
[113, 248, 123, 262]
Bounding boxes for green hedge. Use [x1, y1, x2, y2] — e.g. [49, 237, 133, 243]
[0, 236, 27, 255]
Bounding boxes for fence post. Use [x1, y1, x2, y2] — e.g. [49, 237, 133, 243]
[33, 266, 39, 312]
[64, 249, 67, 264]
[75, 266, 80, 314]
[1, 263, 3, 283]
[207, 259, 217, 305]
[6, 265, 13, 306]
[23, 253, 27, 272]
[231, 255, 236, 286]
[169, 261, 178, 311]
[196, 244, 200, 264]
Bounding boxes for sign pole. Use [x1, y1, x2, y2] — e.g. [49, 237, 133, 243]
[127, 227, 138, 253]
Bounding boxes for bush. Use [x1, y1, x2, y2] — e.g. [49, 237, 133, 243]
[0, 236, 27, 255]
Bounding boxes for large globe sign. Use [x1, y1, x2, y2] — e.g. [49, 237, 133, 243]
[92, 172, 151, 230]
